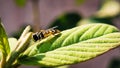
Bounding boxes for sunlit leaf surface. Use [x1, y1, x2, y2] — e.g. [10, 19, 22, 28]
[18, 24, 120, 67]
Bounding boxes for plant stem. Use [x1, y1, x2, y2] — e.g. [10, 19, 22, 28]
[31, 0, 40, 32]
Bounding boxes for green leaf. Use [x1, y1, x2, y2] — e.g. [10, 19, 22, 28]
[0, 38, 14, 61]
[77, 17, 113, 26]
[0, 22, 10, 56]
[95, 0, 120, 18]
[18, 24, 120, 67]
[75, 0, 86, 6]
[14, 0, 26, 7]
[8, 38, 17, 52]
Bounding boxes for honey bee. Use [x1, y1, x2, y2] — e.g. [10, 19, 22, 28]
[33, 26, 60, 41]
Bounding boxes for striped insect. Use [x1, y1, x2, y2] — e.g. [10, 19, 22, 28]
[33, 26, 60, 41]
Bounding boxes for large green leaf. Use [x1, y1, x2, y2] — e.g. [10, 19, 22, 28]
[0, 22, 10, 56]
[18, 24, 120, 67]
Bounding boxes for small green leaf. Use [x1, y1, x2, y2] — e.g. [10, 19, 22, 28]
[77, 17, 113, 26]
[1, 38, 17, 64]
[8, 38, 17, 52]
[14, 0, 26, 7]
[95, 0, 120, 18]
[18, 24, 120, 67]
[75, 0, 86, 6]
[0, 22, 10, 56]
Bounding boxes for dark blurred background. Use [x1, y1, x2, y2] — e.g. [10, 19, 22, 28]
[0, 0, 120, 68]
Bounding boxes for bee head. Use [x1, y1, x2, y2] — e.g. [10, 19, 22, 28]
[33, 33, 39, 41]
[33, 32, 45, 41]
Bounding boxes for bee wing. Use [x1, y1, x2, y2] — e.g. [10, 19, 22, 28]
[51, 26, 58, 29]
